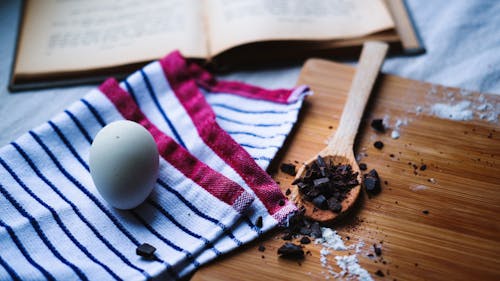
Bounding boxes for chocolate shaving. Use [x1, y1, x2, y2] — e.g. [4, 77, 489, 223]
[300, 236, 311, 244]
[364, 169, 381, 195]
[280, 163, 297, 176]
[370, 119, 386, 132]
[374, 141, 384, 150]
[277, 242, 304, 260]
[255, 216, 263, 228]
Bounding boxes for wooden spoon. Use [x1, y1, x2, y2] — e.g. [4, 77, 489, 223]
[293, 41, 389, 224]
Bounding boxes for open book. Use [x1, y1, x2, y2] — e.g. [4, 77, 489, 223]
[10, 0, 421, 91]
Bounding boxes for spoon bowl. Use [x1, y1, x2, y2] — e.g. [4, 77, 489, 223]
[292, 41, 388, 224]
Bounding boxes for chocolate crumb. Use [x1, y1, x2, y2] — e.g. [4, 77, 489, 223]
[258, 244, 266, 252]
[278, 199, 285, 206]
[280, 163, 297, 176]
[374, 141, 384, 150]
[277, 242, 304, 260]
[285, 188, 291, 196]
[328, 126, 333, 129]
[255, 216, 263, 228]
[371, 119, 386, 133]
[261, 255, 265, 259]
[359, 163, 368, 171]
[422, 210, 429, 215]
[390, 154, 395, 158]
[364, 169, 381, 195]
[300, 236, 311, 244]
[375, 270, 385, 277]
[419, 164, 427, 171]
[373, 244, 382, 256]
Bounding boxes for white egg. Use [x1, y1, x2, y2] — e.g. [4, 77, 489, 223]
[89, 120, 159, 210]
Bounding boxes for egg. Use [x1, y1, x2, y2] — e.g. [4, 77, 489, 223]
[89, 120, 159, 210]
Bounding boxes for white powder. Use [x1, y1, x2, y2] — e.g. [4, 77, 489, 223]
[431, 101, 474, 121]
[410, 184, 428, 191]
[335, 255, 374, 281]
[315, 227, 346, 250]
[391, 130, 400, 139]
[316, 227, 373, 280]
[390, 118, 407, 139]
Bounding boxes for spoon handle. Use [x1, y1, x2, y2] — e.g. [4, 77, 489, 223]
[328, 41, 388, 155]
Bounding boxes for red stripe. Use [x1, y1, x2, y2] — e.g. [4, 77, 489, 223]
[159, 51, 295, 217]
[179, 51, 294, 104]
[98, 78, 251, 209]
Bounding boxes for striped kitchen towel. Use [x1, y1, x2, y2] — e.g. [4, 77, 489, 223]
[0, 51, 310, 280]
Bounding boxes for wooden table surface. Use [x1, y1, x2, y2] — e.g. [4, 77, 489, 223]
[192, 59, 500, 281]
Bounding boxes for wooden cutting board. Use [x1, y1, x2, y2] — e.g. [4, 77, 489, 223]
[192, 59, 500, 281]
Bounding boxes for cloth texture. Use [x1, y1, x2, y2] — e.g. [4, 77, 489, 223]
[0, 51, 310, 280]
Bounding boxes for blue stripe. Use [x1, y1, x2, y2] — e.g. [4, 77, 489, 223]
[252, 156, 272, 162]
[147, 199, 222, 256]
[216, 114, 292, 127]
[27, 130, 176, 279]
[81, 99, 106, 127]
[211, 102, 298, 115]
[0, 154, 120, 280]
[49, 121, 89, 170]
[140, 70, 186, 148]
[130, 211, 201, 268]
[123, 80, 138, 105]
[0, 255, 21, 281]
[11, 139, 152, 280]
[64, 110, 93, 144]
[156, 179, 243, 246]
[0, 218, 55, 280]
[241, 143, 280, 150]
[226, 130, 287, 139]
[0, 178, 87, 281]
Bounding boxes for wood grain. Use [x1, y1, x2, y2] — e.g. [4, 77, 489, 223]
[192, 59, 500, 281]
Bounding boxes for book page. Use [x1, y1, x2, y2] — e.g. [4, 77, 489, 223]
[16, 0, 207, 75]
[206, 0, 395, 55]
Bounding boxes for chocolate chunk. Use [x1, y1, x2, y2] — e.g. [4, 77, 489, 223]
[310, 222, 322, 238]
[371, 119, 385, 133]
[299, 226, 312, 236]
[312, 195, 328, 210]
[258, 244, 266, 252]
[280, 163, 296, 176]
[327, 197, 342, 213]
[359, 163, 367, 171]
[420, 164, 427, 171]
[316, 156, 328, 176]
[364, 169, 381, 195]
[375, 270, 385, 277]
[373, 244, 382, 256]
[313, 177, 330, 188]
[374, 141, 384, 150]
[285, 188, 291, 196]
[282, 232, 293, 240]
[255, 216, 263, 228]
[136, 243, 156, 259]
[300, 236, 311, 244]
[422, 210, 429, 215]
[277, 242, 304, 259]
